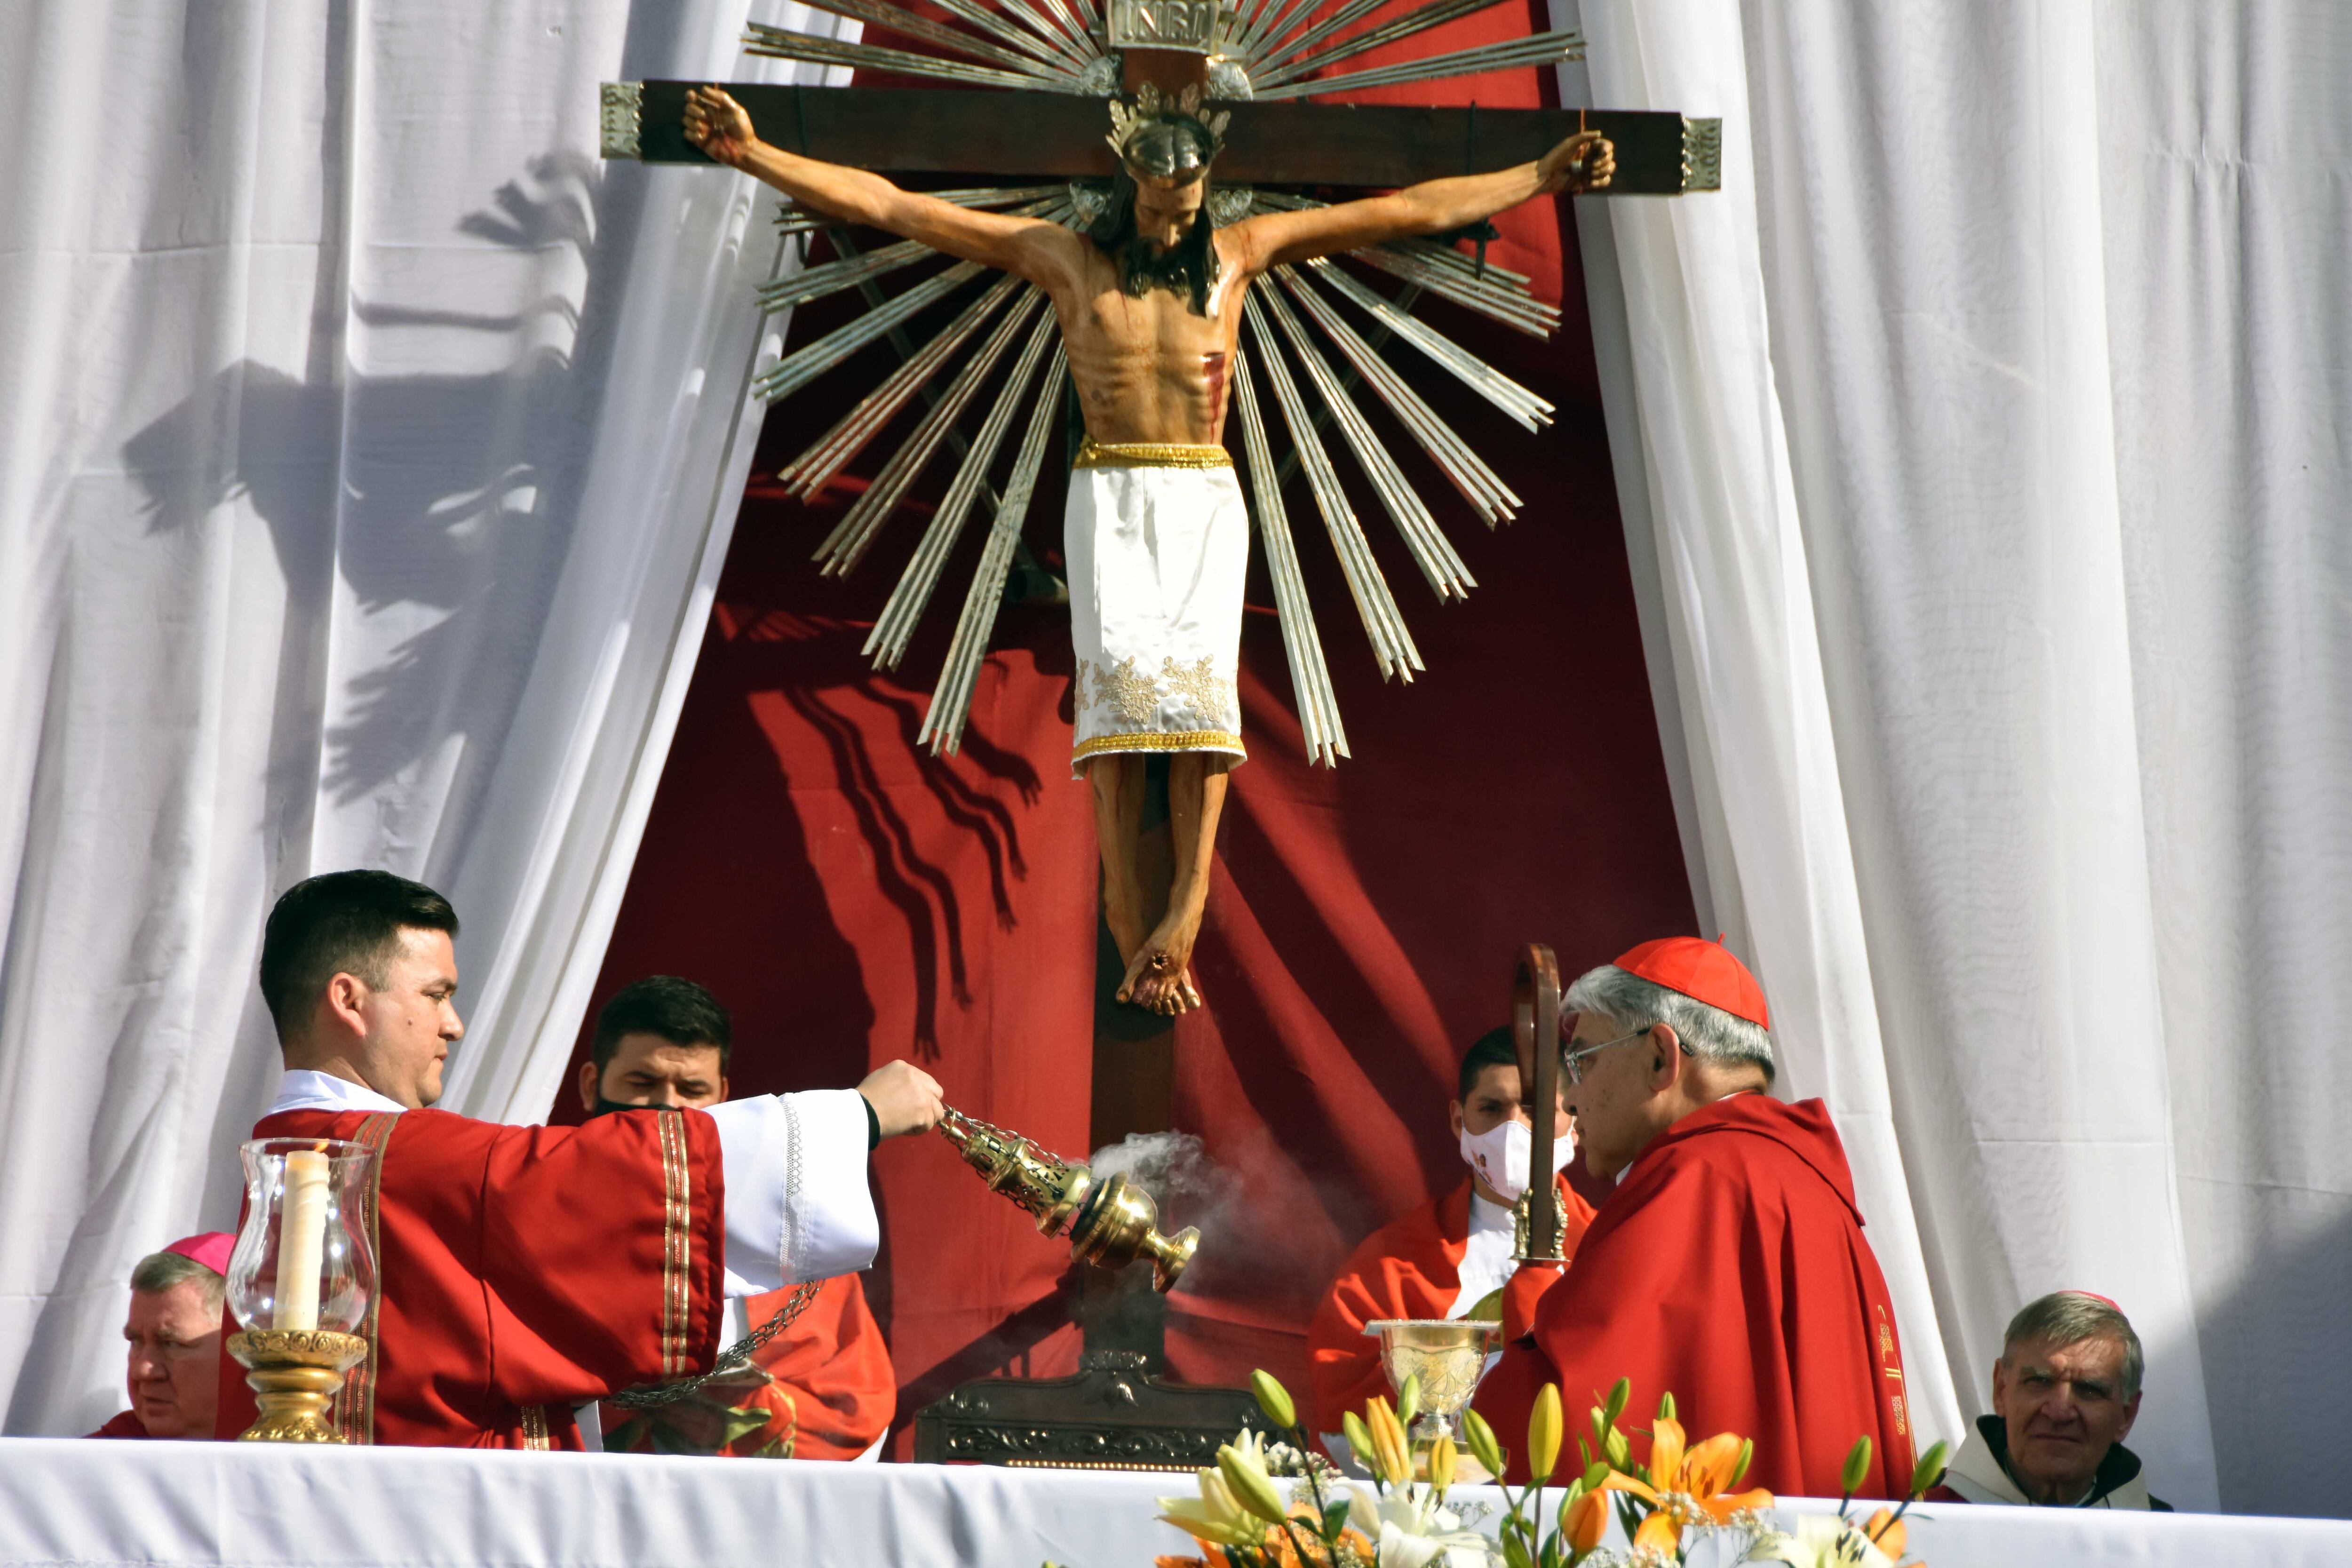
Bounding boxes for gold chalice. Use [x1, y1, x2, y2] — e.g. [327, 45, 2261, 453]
[938, 1107, 1199, 1290]
[1365, 1318, 1502, 1477]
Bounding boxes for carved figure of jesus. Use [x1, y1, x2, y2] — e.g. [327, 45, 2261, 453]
[684, 84, 1613, 1016]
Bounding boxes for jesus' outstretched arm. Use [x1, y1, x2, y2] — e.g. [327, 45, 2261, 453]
[683, 85, 1084, 289]
[1227, 129, 1614, 273]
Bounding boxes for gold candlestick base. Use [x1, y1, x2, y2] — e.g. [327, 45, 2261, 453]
[227, 1329, 368, 1442]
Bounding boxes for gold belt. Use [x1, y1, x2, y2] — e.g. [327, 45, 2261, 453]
[1073, 437, 1233, 470]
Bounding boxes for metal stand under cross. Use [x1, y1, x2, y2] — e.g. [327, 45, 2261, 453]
[599, 0, 1719, 764]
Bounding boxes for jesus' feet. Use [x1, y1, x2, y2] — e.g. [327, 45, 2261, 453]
[1116, 907, 1205, 1015]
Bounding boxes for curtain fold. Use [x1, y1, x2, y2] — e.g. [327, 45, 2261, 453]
[0, 0, 842, 1435]
[1556, 0, 1965, 1465]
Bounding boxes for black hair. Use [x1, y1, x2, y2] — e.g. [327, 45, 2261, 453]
[592, 976, 732, 1075]
[1085, 168, 1223, 317]
[259, 871, 459, 1036]
[1455, 1026, 1520, 1102]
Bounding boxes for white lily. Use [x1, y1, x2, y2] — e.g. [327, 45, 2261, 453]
[1345, 1485, 1497, 1568]
[1744, 1513, 1898, 1568]
[1156, 1465, 1263, 1548]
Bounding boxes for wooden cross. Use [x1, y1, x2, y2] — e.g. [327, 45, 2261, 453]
[603, 81, 1719, 196]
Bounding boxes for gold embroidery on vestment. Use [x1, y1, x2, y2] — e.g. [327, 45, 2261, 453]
[657, 1110, 691, 1376]
[1089, 656, 1160, 731]
[1160, 655, 1230, 720]
[333, 1111, 396, 1445]
[1073, 437, 1232, 470]
[1072, 730, 1247, 762]
[518, 1403, 552, 1450]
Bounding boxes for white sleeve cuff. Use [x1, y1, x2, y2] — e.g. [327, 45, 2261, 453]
[705, 1089, 879, 1292]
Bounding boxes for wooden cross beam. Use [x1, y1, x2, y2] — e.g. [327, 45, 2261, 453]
[601, 82, 1721, 194]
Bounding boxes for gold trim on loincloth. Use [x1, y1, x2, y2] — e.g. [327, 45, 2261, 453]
[1073, 437, 1233, 470]
[1073, 730, 1247, 763]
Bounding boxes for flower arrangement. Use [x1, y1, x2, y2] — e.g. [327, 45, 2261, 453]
[1149, 1371, 1948, 1568]
[1743, 1436, 1948, 1568]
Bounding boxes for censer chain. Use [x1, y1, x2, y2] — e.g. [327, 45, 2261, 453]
[604, 1279, 824, 1407]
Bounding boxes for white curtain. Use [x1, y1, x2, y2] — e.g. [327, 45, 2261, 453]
[1569, 0, 2352, 1517]
[0, 0, 841, 1436]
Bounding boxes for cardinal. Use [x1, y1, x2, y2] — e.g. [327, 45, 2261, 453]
[213, 871, 943, 1448]
[1307, 1028, 1594, 1437]
[1470, 938, 1918, 1500]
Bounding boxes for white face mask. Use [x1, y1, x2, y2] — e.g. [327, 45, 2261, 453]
[1458, 1115, 1573, 1203]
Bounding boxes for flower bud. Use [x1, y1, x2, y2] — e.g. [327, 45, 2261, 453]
[1249, 1370, 1296, 1433]
[1605, 1377, 1631, 1424]
[1396, 1373, 1422, 1432]
[1841, 1436, 1873, 1498]
[1656, 1391, 1676, 1423]
[1461, 1408, 1507, 1480]
[1909, 1439, 1949, 1499]
[1731, 1437, 1755, 1489]
[1563, 1487, 1611, 1554]
[1218, 1443, 1289, 1526]
[1603, 1425, 1630, 1472]
[1429, 1432, 1457, 1496]
[1343, 1411, 1376, 1468]
[1528, 1383, 1564, 1483]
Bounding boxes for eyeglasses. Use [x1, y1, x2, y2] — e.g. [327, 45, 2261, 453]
[1562, 1026, 1651, 1086]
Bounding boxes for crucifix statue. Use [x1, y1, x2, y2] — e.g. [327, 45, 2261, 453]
[604, 1, 1717, 1018]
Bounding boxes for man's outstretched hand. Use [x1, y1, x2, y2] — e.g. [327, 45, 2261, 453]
[1537, 130, 1616, 195]
[858, 1059, 946, 1139]
[683, 85, 757, 168]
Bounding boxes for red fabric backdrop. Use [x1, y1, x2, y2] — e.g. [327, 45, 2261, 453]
[552, 1, 1695, 1451]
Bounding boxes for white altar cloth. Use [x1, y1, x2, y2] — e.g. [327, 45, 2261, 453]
[2, 1439, 2346, 1568]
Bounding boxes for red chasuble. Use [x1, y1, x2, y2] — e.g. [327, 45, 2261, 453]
[86, 1409, 151, 1438]
[1472, 1096, 1916, 1499]
[602, 1273, 896, 1459]
[214, 1106, 726, 1448]
[1307, 1176, 1593, 1433]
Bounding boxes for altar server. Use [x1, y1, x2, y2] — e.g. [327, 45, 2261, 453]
[1305, 1028, 1593, 1437]
[87, 1234, 232, 1439]
[582, 977, 896, 1460]
[214, 871, 941, 1448]
[1472, 938, 1917, 1499]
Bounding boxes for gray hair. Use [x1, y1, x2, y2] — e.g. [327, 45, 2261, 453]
[2002, 1292, 2144, 1402]
[1563, 964, 1776, 1085]
[130, 1249, 226, 1309]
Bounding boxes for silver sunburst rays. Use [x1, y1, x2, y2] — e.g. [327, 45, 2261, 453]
[747, 0, 1576, 765]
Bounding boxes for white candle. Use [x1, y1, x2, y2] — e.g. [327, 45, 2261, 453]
[274, 1150, 330, 1331]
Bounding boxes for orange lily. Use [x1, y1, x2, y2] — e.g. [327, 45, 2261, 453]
[1863, 1507, 1906, 1559]
[1597, 1417, 1776, 1552]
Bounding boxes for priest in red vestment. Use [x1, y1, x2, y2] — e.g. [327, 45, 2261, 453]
[577, 976, 896, 1459]
[1471, 938, 1917, 1500]
[214, 871, 943, 1449]
[1306, 1027, 1594, 1438]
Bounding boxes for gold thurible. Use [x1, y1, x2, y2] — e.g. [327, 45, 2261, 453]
[937, 1107, 1200, 1291]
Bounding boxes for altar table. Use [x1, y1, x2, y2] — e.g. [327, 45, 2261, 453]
[3, 1438, 2346, 1567]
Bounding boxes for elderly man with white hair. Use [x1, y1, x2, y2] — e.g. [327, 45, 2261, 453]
[1929, 1291, 2170, 1510]
[1471, 937, 1919, 1500]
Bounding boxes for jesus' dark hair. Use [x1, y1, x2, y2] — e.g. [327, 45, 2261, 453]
[1089, 113, 1224, 316]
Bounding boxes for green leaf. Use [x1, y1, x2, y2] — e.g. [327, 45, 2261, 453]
[1731, 1437, 1755, 1489]
[1539, 1530, 1565, 1568]
[1604, 1378, 1630, 1424]
[1503, 1534, 1537, 1568]
[1320, 1499, 1352, 1544]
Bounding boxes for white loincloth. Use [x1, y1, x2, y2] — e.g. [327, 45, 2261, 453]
[1065, 439, 1248, 773]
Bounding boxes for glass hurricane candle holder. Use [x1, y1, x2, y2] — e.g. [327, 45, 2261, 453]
[224, 1137, 379, 1441]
